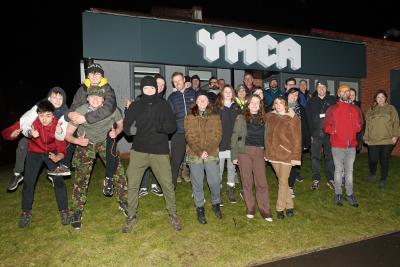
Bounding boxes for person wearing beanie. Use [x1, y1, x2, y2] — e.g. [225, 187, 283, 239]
[184, 91, 223, 224]
[264, 76, 284, 108]
[191, 75, 201, 92]
[65, 62, 120, 200]
[306, 79, 337, 190]
[65, 85, 128, 229]
[123, 76, 182, 232]
[323, 84, 363, 207]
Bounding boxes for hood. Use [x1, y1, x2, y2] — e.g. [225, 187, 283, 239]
[48, 86, 67, 106]
[84, 77, 109, 88]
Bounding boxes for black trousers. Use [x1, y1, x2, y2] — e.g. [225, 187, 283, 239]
[170, 133, 186, 186]
[22, 152, 68, 212]
[368, 144, 393, 181]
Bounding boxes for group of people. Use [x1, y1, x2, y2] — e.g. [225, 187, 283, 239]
[2, 64, 399, 232]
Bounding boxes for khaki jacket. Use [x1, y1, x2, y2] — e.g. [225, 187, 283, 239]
[184, 111, 222, 160]
[230, 115, 268, 160]
[265, 109, 302, 166]
[364, 104, 400, 145]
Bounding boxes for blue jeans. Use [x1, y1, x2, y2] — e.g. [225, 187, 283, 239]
[332, 147, 356, 195]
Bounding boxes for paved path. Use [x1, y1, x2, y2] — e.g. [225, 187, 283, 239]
[260, 231, 400, 267]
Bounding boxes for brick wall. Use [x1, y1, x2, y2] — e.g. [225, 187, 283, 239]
[311, 29, 400, 155]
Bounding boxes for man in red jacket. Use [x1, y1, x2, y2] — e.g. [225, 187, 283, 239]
[323, 84, 363, 207]
[19, 100, 68, 228]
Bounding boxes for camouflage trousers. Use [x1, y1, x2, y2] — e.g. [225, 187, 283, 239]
[71, 141, 128, 211]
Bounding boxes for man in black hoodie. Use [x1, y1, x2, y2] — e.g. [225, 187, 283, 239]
[122, 76, 181, 233]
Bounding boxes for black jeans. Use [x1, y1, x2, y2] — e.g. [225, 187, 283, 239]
[310, 135, 334, 181]
[170, 133, 186, 186]
[368, 144, 393, 181]
[140, 168, 160, 189]
[22, 152, 68, 212]
[105, 134, 119, 178]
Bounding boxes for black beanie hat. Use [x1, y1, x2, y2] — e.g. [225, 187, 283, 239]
[86, 63, 104, 77]
[195, 90, 209, 101]
[140, 76, 157, 94]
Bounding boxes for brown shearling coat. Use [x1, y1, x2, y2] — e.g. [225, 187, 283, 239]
[184, 111, 222, 159]
[265, 109, 302, 165]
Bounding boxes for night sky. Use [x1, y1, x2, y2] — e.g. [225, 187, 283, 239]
[1, 0, 399, 129]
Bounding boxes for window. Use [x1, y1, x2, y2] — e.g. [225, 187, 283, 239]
[132, 64, 163, 98]
[187, 67, 216, 91]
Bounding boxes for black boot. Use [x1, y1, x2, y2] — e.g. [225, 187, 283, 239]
[211, 204, 223, 219]
[196, 207, 207, 224]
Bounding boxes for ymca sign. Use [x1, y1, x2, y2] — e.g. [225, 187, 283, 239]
[197, 29, 301, 70]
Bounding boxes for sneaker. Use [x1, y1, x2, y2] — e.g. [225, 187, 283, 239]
[239, 190, 244, 200]
[326, 179, 335, 190]
[379, 180, 386, 189]
[289, 187, 295, 198]
[151, 185, 163, 197]
[347, 195, 359, 208]
[246, 214, 255, 219]
[211, 204, 223, 219]
[311, 180, 320, 190]
[196, 207, 207, 224]
[138, 188, 148, 198]
[122, 215, 137, 233]
[295, 176, 304, 183]
[276, 211, 285, 220]
[19, 210, 32, 228]
[103, 177, 114, 197]
[118, 201, 129, 217]
[227, 186, 237, 203]
[335, 194, 343, 206]
[60, 209, 70, 225]
[47, 176, 55, 187]
[48, 164, 71, 176]
[168, 213, 182, 231]
[176, 176, 182, 183]
[286, 209, 294, 217]
[70, 210, 82, 229]
[7, 173, 24, 191]
[264, 217, 273, 222]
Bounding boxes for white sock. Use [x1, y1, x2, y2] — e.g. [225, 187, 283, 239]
[151, 184, 157, 189]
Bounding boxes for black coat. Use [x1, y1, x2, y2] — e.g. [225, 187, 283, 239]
[306, 94, 337, 137]
[215, 102, 241, 151]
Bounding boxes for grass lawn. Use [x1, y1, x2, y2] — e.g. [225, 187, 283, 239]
[0, 153, 399, 266]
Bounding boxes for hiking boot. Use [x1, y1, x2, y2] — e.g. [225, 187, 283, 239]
[366, 174, 375, 181]
[211, 204, 223, 219]
[48, 164, 71, 176]
[286, 208, 294, 217]
[118, 201, 129, 217]
[347, 195, 359, 208]
[138, 188, 148, 198]
[103, 177, 113, 197]
[19, 210, 32, 228]
[295, 176, 304, 183]
[47, 176, 55, 187]
[276, 211, 285, 220]
[151, 185, 163, 197]
[60, 209, 70, 225]
[196, 207, 207, 224]
[326, 179, 335, 190]
[335, 194, 343, 206]
[71, 210, 82, 229]
[122, 215, 137, 233]
[227, 186, 237, 203]
[379, 180, 386, 189]
[289, 187, 295, 198]
[7, 173, 23, 191]
[168, 213, 182, 231]
[311, 180, 320, 190]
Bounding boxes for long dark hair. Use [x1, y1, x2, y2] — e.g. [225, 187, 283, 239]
[372, 90, 388, 110]
[244, 95, 265, 125]
[216, 85, 236, 110]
